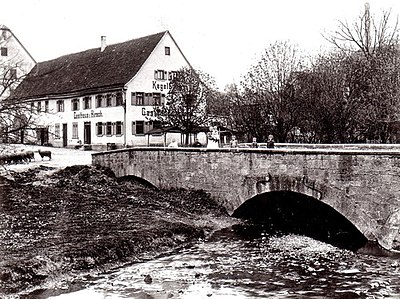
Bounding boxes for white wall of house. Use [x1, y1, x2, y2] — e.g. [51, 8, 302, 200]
[0, 26, 35, 100]
[124, 31, 191, 147]
[24, 31, 191, 149]
[31, 94, 125, 148]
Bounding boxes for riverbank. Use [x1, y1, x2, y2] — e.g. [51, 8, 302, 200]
[0, 161, 237, 298]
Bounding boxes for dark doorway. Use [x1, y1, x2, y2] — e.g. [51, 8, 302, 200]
[20, 130, 25, 144]
[62, 124, 67, 147]
[84, 122, 91, 144]
[36, 128, 49, 145]
[232, 191, 368, 251]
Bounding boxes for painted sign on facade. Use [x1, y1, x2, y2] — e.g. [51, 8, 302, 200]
[73, 110, 103, 119]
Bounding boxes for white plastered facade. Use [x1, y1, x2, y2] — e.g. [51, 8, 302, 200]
[30, 32, 190, 149]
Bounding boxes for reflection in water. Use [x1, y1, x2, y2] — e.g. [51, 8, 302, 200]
[49, 226, 400, 299]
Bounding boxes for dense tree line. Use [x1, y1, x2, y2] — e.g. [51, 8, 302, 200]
[157, 5, 400, 145]
[217, 5, 400, 143]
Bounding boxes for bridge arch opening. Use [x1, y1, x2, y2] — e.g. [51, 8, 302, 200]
[232, 190, 367, 251]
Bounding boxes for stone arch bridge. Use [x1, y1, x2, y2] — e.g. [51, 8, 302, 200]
[92, 146, 400, 251]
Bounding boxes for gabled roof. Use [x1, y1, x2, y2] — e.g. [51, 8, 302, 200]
[13, 31, 167, 100]
[0, 25, 36, 65]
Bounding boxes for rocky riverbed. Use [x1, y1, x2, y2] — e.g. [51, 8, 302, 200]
[0, 164, 237, 298]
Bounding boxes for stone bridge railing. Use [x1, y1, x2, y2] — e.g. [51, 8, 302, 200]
[92, 146, 400, 250]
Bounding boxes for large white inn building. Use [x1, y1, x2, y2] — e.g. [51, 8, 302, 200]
[13, 31, 190, 149]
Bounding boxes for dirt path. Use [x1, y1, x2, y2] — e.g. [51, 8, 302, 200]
[0, 144, 95, 176]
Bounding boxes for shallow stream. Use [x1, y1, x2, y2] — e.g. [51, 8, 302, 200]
[48, 226, 400, 299]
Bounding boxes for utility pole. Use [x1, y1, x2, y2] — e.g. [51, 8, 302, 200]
[364, 2, 371, 54]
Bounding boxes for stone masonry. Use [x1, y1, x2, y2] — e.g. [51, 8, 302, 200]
[92, 147, 400, 251]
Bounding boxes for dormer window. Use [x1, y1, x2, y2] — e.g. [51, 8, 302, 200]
[1, 47, 7, 56]
[165, 46, 170, 55]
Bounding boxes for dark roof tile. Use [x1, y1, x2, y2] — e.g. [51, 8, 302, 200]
[13, 31, 167, 99]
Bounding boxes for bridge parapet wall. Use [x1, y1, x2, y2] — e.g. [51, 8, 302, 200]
[92, 147, 400, 250]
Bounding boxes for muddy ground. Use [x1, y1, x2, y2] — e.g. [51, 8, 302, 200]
[0, 165, 237, 298]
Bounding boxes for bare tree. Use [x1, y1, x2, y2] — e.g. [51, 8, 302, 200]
[241, 40, 304, 142]
[326, 3, 399, 57]
[0, 59, 35, 143]
[154, 67, 217, 145]
[325, 4, 400, 143]
[220, 83, 271, 142]
[295, 53, 366, 143]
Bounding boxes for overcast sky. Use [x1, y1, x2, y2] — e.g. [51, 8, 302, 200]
[2, 0, 400, 89]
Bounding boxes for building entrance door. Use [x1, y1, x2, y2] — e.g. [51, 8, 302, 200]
[62, 124, 67, 147]
[36, 127, 49, 145]
[84, 122, 91, 144]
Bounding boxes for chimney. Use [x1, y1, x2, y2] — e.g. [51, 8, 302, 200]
[101, 36, 107, 52]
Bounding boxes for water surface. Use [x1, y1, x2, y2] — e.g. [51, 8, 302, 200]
[49, 227, 400, 298]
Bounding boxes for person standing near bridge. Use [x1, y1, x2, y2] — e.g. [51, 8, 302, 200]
[207, 126, 220, 149]
[267, 134, 275, 148]
[251, 137, 258, 148]
[192, 138, 202, 147]
[230, 135, 239, 148]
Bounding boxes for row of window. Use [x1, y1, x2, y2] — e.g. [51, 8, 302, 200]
[131, 92, 165, 106]
[96, 121, 124, 136]
[71, 96, 93, 111]
[71, 93, 124, 111]
[94, 93, 123, 109]
[39, 92, 165, 113]
[54, 120, 162, 139]
[54, 121, 125, 138]
[132, 120, 161, 135]
[96, 120, 161, 136]
[154, 70, 176, 81]
[54, 92, 124, 112]
[54, 123, 81, 139]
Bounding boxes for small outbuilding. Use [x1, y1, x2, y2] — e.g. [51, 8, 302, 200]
[145, 126, 183, 147]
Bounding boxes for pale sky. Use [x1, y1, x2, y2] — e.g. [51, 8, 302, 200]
[2, 0, 400, 90]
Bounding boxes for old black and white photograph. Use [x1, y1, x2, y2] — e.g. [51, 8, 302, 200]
[2, 0, 400, 298]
